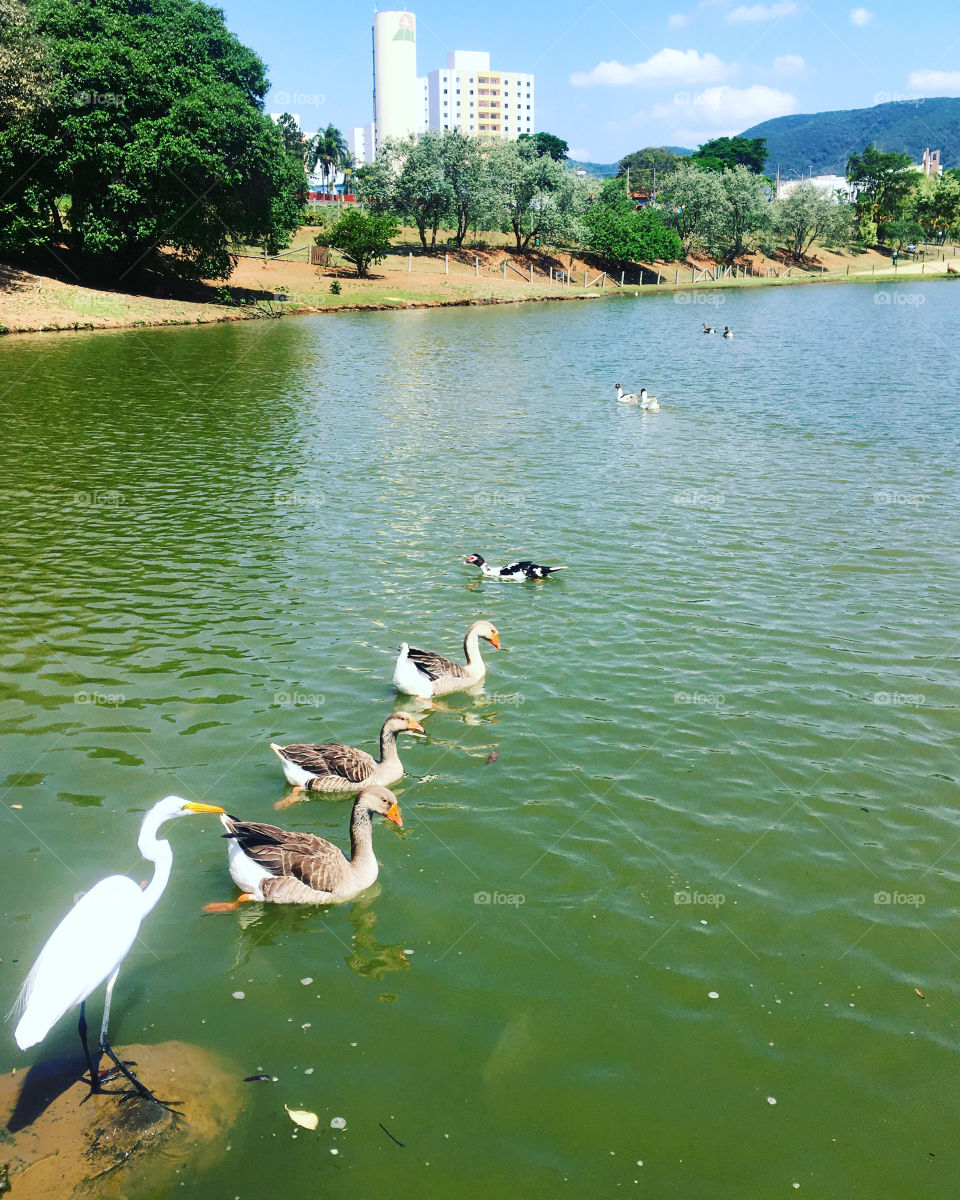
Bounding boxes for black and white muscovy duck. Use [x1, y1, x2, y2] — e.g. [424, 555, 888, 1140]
[464, 553, 567, 581]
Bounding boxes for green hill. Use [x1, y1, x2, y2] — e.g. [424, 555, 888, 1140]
[740, 97, 960, 176]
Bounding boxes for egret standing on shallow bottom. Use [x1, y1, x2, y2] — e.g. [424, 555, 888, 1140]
[12, 795, 225, 1107]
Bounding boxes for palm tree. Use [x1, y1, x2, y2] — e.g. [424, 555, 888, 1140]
[308, 125, 351, 194]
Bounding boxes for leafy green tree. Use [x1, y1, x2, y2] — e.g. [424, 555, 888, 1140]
[692, 136, 767, 174]
[489, 138, 584, 252]
[0, 0, 306, 277]
[315, 207, 398, 276]
[846, 144, 915, 237]
[718, 166, 770, 257]
[387, 132, 453, 249]
[0, 0, 52, 124]
[657, 161, 726, 252]
[517, 131, 569, 162]
[308, 123, 350, 191]
[0, 0, 57, 250]
[583, 179, 682, 264]
[913, 172, 960, 241]
[441, 130, 498, 248]
[616, 147, 680, 192]
[771, 183, 852, 261]
[878, 217, 923, 252]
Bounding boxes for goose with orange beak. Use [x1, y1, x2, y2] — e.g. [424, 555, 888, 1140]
[204, 785, 403, 908]
[393, 619, 501, 700]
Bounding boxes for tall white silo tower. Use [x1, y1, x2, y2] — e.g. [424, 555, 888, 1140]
[373, 10, 420, 145]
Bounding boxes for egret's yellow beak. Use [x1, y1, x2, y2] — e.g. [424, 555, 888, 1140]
[184, 802, 226, 815]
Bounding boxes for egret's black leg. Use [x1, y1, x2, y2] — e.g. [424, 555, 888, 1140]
[78, 1000, 103, 1091]
[98, 969, 180, 1113]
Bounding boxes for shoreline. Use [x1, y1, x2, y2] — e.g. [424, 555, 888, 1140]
[2, 251, 956, 338]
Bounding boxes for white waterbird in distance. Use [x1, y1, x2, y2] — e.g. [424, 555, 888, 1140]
[12, 795, 225, 1108]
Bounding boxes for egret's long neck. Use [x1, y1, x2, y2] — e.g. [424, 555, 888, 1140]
[137, 817, 175, 914]
[379, 725, 400, 767]
[349, 804, 375, 867]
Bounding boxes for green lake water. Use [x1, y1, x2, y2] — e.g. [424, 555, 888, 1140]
[1, 280, 959, 1198]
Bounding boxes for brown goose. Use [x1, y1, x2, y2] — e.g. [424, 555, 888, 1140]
[393, 619, 501, 700]
[203, 785, 403, 909]
[270, 712, 424, 795]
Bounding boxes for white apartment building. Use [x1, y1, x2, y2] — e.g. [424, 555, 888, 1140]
[426, 50, 534, 140]
[350, 14, 535, 162]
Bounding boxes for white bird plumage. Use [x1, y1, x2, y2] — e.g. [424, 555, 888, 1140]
[13, 795, 225, 1103]
[616, 383, 659, 410]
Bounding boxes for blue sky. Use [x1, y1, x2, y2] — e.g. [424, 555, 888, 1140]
[217, 0, 960, 162]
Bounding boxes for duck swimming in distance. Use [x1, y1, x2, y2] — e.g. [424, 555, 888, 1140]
[464, 554, 567, 581]
[615, 382, 638, 405]
[639, 388, 660, 412]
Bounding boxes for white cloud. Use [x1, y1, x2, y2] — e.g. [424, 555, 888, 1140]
[651, 84, 797, 134]
[849, 7, 873, 24]
[726, 1, 796, 21]
[668, 12, 691, 28]
[567, 147, 591, 160]
[772, 54, 805, 76]
[908, 68, 960, 94]
[571, 48, 736, 88]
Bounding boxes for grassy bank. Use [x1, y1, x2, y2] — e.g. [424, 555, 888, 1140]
[2, 237, 957, 336]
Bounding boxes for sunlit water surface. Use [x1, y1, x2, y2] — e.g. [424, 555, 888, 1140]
[1, 279, 959, 1198]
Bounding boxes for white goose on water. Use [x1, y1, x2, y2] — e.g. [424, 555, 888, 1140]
[615, 382, 638, 405]
[394, 619, 501, 700]
[639, 388, 660, 411]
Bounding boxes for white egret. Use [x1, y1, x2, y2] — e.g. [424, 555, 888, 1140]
[12, 795, 225, 1106]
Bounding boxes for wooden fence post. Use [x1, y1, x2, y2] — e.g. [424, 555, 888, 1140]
[621, 270, 625, 287]
[583, 270, 587, 287]
[503, 261, 507, 279]
[408, 253, 412, 273]
[475, 257, 479, 276]
[445, 254, 449, 275]
[530, 264, 534, 283]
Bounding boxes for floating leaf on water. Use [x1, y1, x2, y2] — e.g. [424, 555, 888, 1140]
[486, 751, 499, 764]
[285, 1105, 319, 1130]
[331, 1117, 346, 1129]
[915, 987, 925, 998]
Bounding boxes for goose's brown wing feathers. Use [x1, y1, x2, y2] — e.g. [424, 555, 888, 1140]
[281, 742, 376, 783]
[406, 646, 468, 681]
[224, 819, 347, 893]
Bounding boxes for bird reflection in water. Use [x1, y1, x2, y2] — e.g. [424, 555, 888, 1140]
[225, 884, 410, 980]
